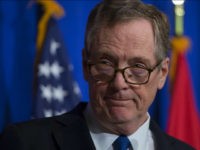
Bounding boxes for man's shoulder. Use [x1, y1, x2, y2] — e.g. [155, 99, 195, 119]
[164, 133, 195, 150]
[1, 102, 88, 136]
[150, 120, 195, 150]
[0, 102, 94, 150]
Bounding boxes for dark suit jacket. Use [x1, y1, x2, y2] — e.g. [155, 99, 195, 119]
[0, 102, 195, 150]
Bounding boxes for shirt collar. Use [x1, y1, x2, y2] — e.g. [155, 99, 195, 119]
[128, 114, 151, 150]
[83, 104, 116, 150]
[84, 104, 151, 150]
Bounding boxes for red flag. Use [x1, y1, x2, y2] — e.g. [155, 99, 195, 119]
[167, 37, 200, 149]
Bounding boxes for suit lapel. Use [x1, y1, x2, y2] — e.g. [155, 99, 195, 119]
[52, 103, 96, 150]
[150, 120, 174, 150]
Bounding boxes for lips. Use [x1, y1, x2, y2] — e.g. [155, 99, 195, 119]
[105, 97, 131, 101]
[105, 94, 131, 99]
[103, 92, 141, 108]
[104, 96, 132, 105]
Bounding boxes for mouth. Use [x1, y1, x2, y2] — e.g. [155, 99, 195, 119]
[105, 96, 132, 101]
[104, 94, 142, 109]
[104, 97, 133, 106]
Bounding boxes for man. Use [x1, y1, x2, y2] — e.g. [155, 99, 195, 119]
[0, 0, 195, 150]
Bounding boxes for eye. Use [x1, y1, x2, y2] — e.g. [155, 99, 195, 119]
[98, 59, 113, 66]
[134, 63, 147, 69]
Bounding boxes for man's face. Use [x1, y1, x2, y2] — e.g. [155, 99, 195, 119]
[83, 19, 169, 133]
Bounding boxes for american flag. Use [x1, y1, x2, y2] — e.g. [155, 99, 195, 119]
[33, 18, 81, 118]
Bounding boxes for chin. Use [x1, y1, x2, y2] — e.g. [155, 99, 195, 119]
[108, 108, 135, 123]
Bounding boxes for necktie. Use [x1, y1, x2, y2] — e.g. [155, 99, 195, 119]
[112, 135, 131, 150]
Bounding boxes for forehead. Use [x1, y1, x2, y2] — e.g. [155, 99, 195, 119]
[89, 19, 156, 64]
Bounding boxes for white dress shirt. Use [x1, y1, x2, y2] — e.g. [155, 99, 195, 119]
[84, 104, 155, 150]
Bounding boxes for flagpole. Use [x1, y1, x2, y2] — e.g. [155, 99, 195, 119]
[170, 0, 189, 83]
[172, 0, 185, 36]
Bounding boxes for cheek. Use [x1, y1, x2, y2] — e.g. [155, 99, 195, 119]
[89, 83, 112, 120]
[89, 82, 107, 107]
[132, 75, 159, 112]
[142, 80, 159, 107]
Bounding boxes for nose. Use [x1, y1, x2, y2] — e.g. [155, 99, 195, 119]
[110, 71, 129, 90]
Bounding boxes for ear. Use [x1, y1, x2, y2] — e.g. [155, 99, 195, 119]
[158, 57, 169, 89]
[82, 48, 89, 81]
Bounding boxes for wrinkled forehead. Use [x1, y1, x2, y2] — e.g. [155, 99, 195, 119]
[88, 18, 155, 50]
[87, 19, 157, 65]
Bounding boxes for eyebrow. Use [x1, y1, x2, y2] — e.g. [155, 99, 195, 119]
[90, 50, 119, 60]
[90, 50, 153, 67]
[128, 57, 152, 67]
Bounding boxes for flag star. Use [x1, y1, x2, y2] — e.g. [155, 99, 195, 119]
[68, 63, 74, 71]
[43, 109, 53, 117]
[53, 86, 68, 102]
[73, 82, 81, 96]
[40, 85, 52, 103]
[38, 61, 51, 78]
[50, 61, 64, 79]
[55, 109, 67, 116]
[50, 39, 60, 55]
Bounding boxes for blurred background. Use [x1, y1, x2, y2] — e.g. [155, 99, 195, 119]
[0, 0, 200, 149]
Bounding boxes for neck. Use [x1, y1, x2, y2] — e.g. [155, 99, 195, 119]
[97, 114, 149, 135]
[84, 103, 149, 135]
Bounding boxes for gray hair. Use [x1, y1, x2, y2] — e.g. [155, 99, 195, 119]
[84, 0, 170, 61]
